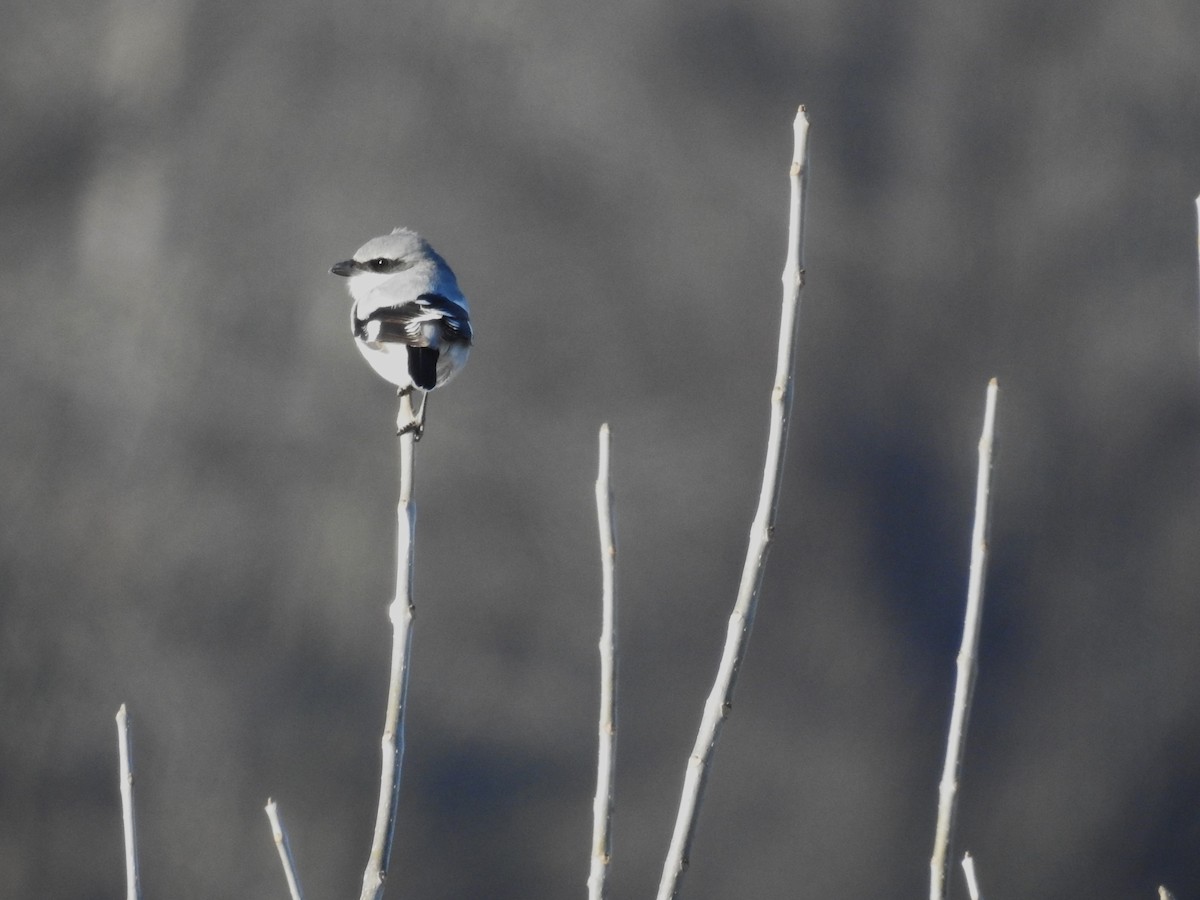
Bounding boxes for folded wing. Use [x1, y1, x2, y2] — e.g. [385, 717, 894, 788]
[354, 293, 473, 390]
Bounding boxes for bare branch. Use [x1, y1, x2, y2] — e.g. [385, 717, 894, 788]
[115, 704, 142, 900]
[588, 424, 619, 900]
[265, 799, 305, 900]
[961, 852, 982, 900]
[930, 379, 1000, 900]
[655, 105, 810, 900]
[360, 397, 420, 900]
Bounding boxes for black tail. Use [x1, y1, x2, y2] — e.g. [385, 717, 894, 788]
[408, 347, 439, 390]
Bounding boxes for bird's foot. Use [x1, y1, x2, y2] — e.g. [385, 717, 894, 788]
[396, 388, 427, 441]
[396, 420, 424, 441]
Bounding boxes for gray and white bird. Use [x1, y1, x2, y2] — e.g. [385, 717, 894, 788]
[331, 228, 472, 436]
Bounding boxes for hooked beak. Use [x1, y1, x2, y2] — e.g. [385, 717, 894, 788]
[330, 259, 356, 277]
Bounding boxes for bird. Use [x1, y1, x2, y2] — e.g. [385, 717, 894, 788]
[330, 228, 472, 438]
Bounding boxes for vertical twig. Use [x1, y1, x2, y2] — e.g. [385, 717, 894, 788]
[360, 391, 420, 900]
[115, 704, 142, 900]
[1159, 887, 1177, 900]
[588, 424, 619, 900]
[1194, 195, 1199, 362]
[265, 799, 305, 900]
[930, 379, 1000, 900]
[655, 105, 810, 900]
[961, 852, 982, 900]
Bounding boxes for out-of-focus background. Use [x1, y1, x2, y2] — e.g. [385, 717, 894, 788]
[4, 1, 1200, 897]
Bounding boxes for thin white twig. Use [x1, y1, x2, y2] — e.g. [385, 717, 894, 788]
[265, 799, 305, 900]
[588, 424, 619, 900]
[1159, 887, 1177, 900]
[655, 105, 810, 900]
[930, 380, 1000, 900]
[115, 704, 142, 900]
[360, 394, 419, 900]
[961, 852, 982, 900]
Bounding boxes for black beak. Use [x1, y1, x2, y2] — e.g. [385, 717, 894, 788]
[330, 259, 356, 277]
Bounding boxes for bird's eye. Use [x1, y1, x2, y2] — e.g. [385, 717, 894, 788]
[368, 258, 392, 272]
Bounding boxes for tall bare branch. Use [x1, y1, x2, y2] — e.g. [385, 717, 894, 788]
[655, 105, 810, 900]
[930, 379, 1000, 900]
[360, 391, 420, 900]
[587, 423, 619, 900]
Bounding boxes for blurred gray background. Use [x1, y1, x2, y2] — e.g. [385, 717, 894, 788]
[4, 0, 1200, 897]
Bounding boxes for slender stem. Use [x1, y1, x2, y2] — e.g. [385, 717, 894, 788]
[265, 799, 305, 900]
[115, 704, 142, 900]
[961, 853, 982, 900]
[930, 379, 1000, 900]
[1195, 195, 1200, 363]
[655, 105, 810, 900]
[360, 399, 419, 900]
[588, 424, 619, 900]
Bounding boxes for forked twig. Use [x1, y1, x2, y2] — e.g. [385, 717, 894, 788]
[588, 424, 619, 900]
[115, 704, 142, 900]
[360, 390, 420, 900]
[265, 799, 305, 900]
[655, 105, 810, 900]
[930, 380, 1000, 900]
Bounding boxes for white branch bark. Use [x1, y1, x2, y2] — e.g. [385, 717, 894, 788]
[265, 799, 305, 900]
[930, 379, 1000, 900]
[655, 105, 810, 900]
[588, 424, 619, 900]
[115, 704, 142, 900]
[360, 397, 420, 900]
[961, 852, 982, 900]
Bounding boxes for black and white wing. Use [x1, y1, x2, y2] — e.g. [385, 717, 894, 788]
[353, 293, 473, 390]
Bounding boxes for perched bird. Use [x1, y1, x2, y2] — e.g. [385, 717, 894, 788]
[331, 228, 473, 437]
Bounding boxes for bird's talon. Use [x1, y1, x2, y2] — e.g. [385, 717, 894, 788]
[396, 422, 424, 441]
